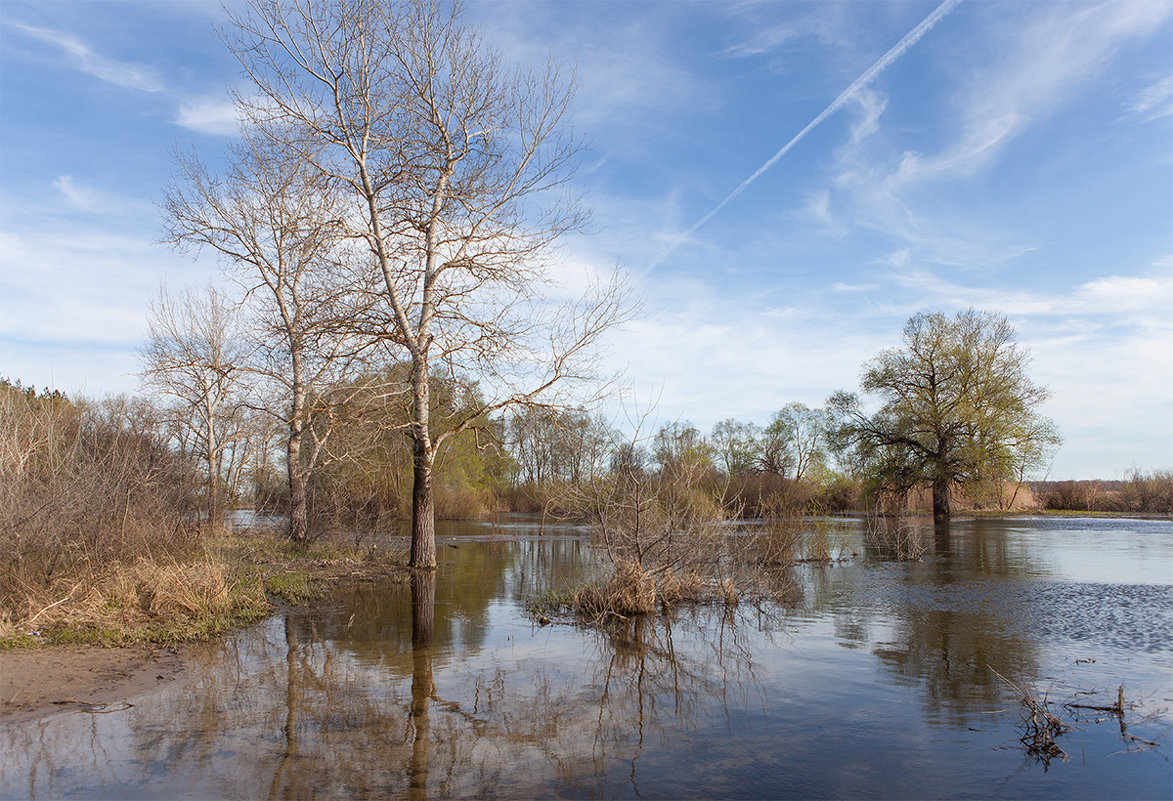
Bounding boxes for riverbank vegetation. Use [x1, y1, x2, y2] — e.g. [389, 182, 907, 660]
[6, 358, 1168, 643]
[1034, 471, 1173, 515]
[0, 377, 409, 646]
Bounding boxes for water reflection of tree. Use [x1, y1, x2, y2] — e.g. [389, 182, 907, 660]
[840, 519, 1043, 723]
[285, 540, 515, 672]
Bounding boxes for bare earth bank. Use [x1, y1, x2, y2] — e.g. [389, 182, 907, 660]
[0, 645, 190, 726]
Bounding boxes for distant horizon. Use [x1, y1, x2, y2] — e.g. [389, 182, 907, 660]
[2, 0, 1170, 481]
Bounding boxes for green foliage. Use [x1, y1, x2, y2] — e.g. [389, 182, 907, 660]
[306, 363, 511, 526]
[760, 403, 831, 480]
[829, 310, 1061, 518]
[710, 418, 761, 476]
[265, 572, 319, 604]
[652, 422, 716, 480]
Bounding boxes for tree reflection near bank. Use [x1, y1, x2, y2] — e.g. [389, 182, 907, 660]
[3, 519, 1169, 800]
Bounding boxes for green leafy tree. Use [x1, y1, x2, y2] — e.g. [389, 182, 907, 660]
[652, 422, 714, 482]
[829, 309, 1060, 520]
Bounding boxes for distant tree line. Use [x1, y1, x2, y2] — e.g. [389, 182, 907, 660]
[130, 306, 1084, 541]
[1034, 473, 1173, 515]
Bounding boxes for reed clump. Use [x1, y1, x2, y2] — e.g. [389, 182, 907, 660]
[864, 515, 929, 561]
[657, 567, 707, 608]
[574, 560, 658, 619]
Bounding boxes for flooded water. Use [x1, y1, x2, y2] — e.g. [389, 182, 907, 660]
[3, 516, 1171, 799]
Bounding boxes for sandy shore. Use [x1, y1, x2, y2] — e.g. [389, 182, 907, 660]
[0, 644, 189, 726]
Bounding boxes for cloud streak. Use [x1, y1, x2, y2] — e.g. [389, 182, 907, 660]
[6, 19, 234, 136]
[8, 22, 166, 93]
[649, 0, 963, 269]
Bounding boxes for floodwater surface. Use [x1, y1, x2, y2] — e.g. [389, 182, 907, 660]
[3, 516, 1171, 799]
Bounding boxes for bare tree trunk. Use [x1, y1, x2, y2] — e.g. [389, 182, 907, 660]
[932, 477, 951, 521]
[206, 419, 220, 532]
[410, 362, 436, 569]
[288, 423, 309, 545]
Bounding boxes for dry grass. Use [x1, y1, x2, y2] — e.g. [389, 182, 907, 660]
[2, 554, 270, 646]
[575, 560, 657, 619]
[657, 567, 707, 608]
[0, 384, 200, 628]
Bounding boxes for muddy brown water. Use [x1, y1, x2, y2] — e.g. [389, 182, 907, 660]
[3, 515, 1171, 799]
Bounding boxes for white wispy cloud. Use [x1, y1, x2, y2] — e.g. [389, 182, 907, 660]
[474, 4, 711, 147]
[52, 176, 96, 211]
[797, 188, 848, 237]
[650, 0, 963, 269]
[889, 1, 1173, 189]
[884, 257, 1173, 320]
[1127, 73, 1173, 121]
[175, 97, 241, 136]
[721, 3, 850, 61]
[8, 22, 166, 93]
[7, 20, 235, 137]
[819, 1, 1172, 272]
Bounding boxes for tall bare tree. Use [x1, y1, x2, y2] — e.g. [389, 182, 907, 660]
[161, 132, 382, 543]
[759, 403, 830, 482]
[141, 285, 247, 529]
[225, 0, 630, 567]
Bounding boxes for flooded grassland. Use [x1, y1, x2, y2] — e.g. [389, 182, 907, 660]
[2, 516, 1170, 800]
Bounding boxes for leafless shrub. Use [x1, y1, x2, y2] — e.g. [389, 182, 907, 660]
[803, 514, 852, 563]
[0, 380, 198, 628]
[569, 454, 726, 578]
[730, 494, 805, 568]
[865, 515, 929, 561]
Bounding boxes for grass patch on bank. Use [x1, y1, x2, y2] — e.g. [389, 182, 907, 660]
[0, 527, 408, 649]
[265, 572, 319, 604]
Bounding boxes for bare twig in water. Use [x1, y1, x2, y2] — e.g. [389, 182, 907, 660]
[1066, 685, 1166, 754]
[990, 668, 1069, 765]
[1066, 685, 1126, 715]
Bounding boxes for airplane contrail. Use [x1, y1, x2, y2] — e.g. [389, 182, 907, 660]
[650, 0, 963, 269]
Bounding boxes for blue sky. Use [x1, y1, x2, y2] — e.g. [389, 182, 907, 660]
[1, 0, 1170, 479]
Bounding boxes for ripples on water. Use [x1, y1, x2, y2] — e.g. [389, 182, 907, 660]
[2, 516, 1171, 800]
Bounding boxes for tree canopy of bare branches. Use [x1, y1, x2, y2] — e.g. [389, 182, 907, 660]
[160, 129, 385, 543]
[222, 0, 631, 566]
[141, 285, 249, 529]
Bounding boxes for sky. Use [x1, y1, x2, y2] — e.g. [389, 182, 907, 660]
[1, 0, 1170, 480]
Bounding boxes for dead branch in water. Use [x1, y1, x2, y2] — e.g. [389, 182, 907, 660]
[990, 668, 1069, 764]
[1065, 685, 1126, 715]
